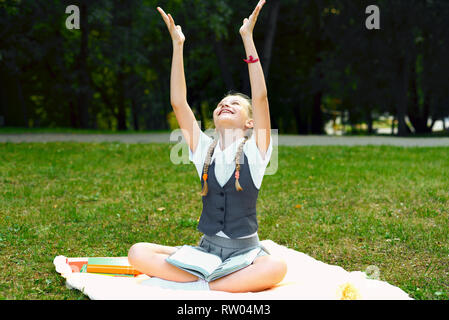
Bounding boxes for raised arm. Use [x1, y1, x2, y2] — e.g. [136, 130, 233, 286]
[239, 0, 271, 157]
[157, 7, 201, 153]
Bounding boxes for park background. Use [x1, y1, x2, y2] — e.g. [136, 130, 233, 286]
[0, 0, 448, 300]
[1, 0, 449, 135]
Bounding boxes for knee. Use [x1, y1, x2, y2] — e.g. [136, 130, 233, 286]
[128, 242, 154, 266]
[269, 257, 287, 284]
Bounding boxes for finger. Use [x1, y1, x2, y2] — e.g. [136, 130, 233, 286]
[157, 7, 170, 27]
[252, 0, 265, 18]
[249, 9, 259, 23]
[168, 13, 176, 27]
[249, 13, 257, 24]
[157, 7, 168, 20]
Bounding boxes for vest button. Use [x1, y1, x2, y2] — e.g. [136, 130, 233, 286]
[220, 192, 224, 196]
[219, 207, 224, 211]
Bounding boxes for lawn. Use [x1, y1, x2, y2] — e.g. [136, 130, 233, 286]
[0, 142, 448, 300]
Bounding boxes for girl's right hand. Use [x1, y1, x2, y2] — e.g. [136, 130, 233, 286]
[157, 7, 185, 45]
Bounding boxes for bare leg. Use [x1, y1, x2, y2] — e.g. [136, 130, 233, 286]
[128, 242, 199, 282]
[209, 255, 287, 293]
[129, 243, 288, 292]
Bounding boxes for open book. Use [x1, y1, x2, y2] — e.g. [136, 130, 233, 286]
[165, 245, 261, 282]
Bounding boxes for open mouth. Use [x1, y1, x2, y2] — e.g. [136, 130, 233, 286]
[218, 108, 234, 116]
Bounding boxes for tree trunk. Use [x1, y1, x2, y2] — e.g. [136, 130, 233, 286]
[131, 98, 139, 131]
[77, 2, 90, 129]
[16, 77, 28, 127]
[116, 68, 127, 131]
[240, 66, 250, 96]
[407, 61, 432, 134]
[396, 55, 410, 136]
[213, 37, 235, 91]
[366, 109, 373, 134]
[311, 90, 324, 134]
[69, 100, 78, 128]
[409, 94, 432, 134]
[293, 102, 308, 134]
[391, 114, 396, 135]
[309, 1, 325, 135]
[0, 71, 5, 126]
[261, 0, 281, 82]
[310, 53, 325, 135]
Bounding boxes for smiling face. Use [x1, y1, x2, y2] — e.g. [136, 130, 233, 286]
[213, 94, 253, 132]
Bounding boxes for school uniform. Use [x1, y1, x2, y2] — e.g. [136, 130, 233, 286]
[187, 131, 273, 261]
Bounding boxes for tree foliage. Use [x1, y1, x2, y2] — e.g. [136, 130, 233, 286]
[0, 0, 448, 135]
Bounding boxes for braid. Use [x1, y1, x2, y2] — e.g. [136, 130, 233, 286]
[201, 135, 249, 196]
[200, 138, 218, 196]
[234, 136, 249, 192]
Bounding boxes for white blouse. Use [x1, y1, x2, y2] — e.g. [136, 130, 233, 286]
[189, 131, 273, 239]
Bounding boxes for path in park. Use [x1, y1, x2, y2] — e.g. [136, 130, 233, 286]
[1, 133, 449, 146]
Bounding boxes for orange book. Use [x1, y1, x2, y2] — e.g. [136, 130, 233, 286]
[86, 264, 142, 275]
[86, 257, 142, 276]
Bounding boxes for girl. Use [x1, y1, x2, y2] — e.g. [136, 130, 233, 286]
[128, 0, 287, 293]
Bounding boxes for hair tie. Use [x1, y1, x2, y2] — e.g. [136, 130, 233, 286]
[243, 55, 259, 64]
[200, 139, 218, 197]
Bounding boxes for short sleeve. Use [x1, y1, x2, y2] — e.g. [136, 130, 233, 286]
[244, 135, 273, 189]
[189, 131, 213, 180]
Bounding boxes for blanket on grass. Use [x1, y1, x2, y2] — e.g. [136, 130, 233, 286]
[53, 239, 412, 300]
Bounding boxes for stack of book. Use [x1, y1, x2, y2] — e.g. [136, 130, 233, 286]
[66, 257, 142, 277]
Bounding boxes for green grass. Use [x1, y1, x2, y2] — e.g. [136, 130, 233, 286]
[1, 126, 448, 137]
[0, 142, 448, 300]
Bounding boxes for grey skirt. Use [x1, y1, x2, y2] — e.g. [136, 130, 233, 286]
[176, 233, 270, 262]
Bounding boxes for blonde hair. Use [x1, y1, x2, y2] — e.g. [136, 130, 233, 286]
[200, 91, 252, 196]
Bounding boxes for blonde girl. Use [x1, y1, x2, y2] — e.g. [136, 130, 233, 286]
[128, 0, 287, 293]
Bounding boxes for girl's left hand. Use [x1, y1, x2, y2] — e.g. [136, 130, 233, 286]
[239, 0, 266, 38]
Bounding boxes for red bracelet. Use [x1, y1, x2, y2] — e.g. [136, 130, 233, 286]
[244, 55, 259, 64]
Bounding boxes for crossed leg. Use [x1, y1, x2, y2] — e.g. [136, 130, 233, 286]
[128, 242, 199, 282]
[209, 255, 287, 293]
[128, 242, 287, 292]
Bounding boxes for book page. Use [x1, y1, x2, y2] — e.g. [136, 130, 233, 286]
[217, 247, 260, 270]
[167, 246, 222, 276]
[207, 247, 261, 281]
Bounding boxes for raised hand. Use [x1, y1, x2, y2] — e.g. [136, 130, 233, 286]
[239, 0, 266, 38]
[157, 7, 185, 45]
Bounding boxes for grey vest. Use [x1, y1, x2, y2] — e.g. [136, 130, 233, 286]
[197, 153, 259, 238]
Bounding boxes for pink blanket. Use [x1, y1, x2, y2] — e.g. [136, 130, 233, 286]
[54, 240, 412, 300]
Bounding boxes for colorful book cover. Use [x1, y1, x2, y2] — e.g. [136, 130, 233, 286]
[87, 257, 131, 266]
[86, 257, 142, 276]
[66, 257, 142, 277]
[67, 258, 88, 273]
[87, 272, 135, 278]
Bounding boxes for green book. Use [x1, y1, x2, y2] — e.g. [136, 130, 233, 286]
[87, 257, 131, 266]
[165, 245, 261, 282]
